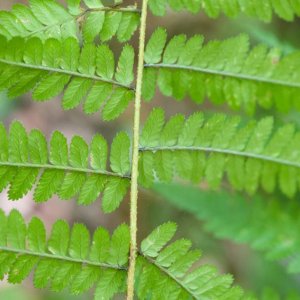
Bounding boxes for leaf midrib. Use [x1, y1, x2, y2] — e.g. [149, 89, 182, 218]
[0, 161, 130, 179]
[2, 146, 299, 179]
[139, 146, 300, 169]
[144, 63, 300, 89]
[0, 246, 126, 270]
[0, 59, 134, 90]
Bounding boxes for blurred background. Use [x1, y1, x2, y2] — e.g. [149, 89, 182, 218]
[0, 0, 300, 299]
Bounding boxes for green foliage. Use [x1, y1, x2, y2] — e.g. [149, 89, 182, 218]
[0, 209, 129, 299]
[0, 0, 140, 42]
[258, 288, 300, 300]
[0, 209, 244, 300]
[1, 0, 299, 298]
[0, 121, 130, 213]
[143, 29, 300, 114]
[137, 223, 245, 299]
[148, 0, 300, 22]
[154, 183, 300, 274]
[141, 222, 177, 257]
[139, 108, 300, 198]
[0, 35, 135, 121]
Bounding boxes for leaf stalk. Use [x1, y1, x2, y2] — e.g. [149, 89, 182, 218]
[126, 0, 149, 299]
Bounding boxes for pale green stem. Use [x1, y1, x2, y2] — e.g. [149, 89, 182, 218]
[126, 0, 148, 299]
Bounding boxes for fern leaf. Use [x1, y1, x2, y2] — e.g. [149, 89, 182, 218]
[110, 132, 131, 175]
[0, 121, 130, 212]
[48, 220, 70, 256]
[137, 223, 245, 300]
[140, 107, 165, 147]
[141, 222, 177, 257]
[148, 0, 300, 22]
[0, 210, 129, 299]
[0, 0, 140, 42]
[144, 27, 167, 64]
[0, 211, 250, 299]
[90, 227, 110, 263]
[94, 269, 126, 299]
[96, 44, 115, 80]
[77, 174, 105, 206]
[156, 239, 192, 268]
[69, 223, 91, 259]
[0, 35, 135, 120]
[116, 44, 135, 86]
[108, 224, 130, 266]
[102, 177, 130, 213]
[154, 182, 300, 275]
[28, 217, 47, 252]
[7, 210, 27, 250]
[139, 108, 300, 198]
[143, 30, 300, 114]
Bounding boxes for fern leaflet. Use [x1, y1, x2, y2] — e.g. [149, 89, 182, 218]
[154, 183, 300, 274]
[0, 210, 245, 300]
[137, 223, 245, 300]
[0, 121, 130, 213]
[139, 108, 300, 198]
[0, 35, 135, 120]
[143, 29, 300, 114]
[0, 0, 140, 42]
[148, 0, 300, 22]
[0, 209, 129, 298]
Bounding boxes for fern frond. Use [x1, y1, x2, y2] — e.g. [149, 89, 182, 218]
[0, 210, 244, 299]
[0, 209, 129, 298]
[143, 30, 300, 114]
[136, 223, 245, 300]
[154, 183, 300, 274]
[0, 121, 130, 213]
[259, 288, 299, 300]
[0, 35, 135, 121]
[0, 0, 140, 42]
[139, 108, 300, 198]
[148, 0, 300, 22]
